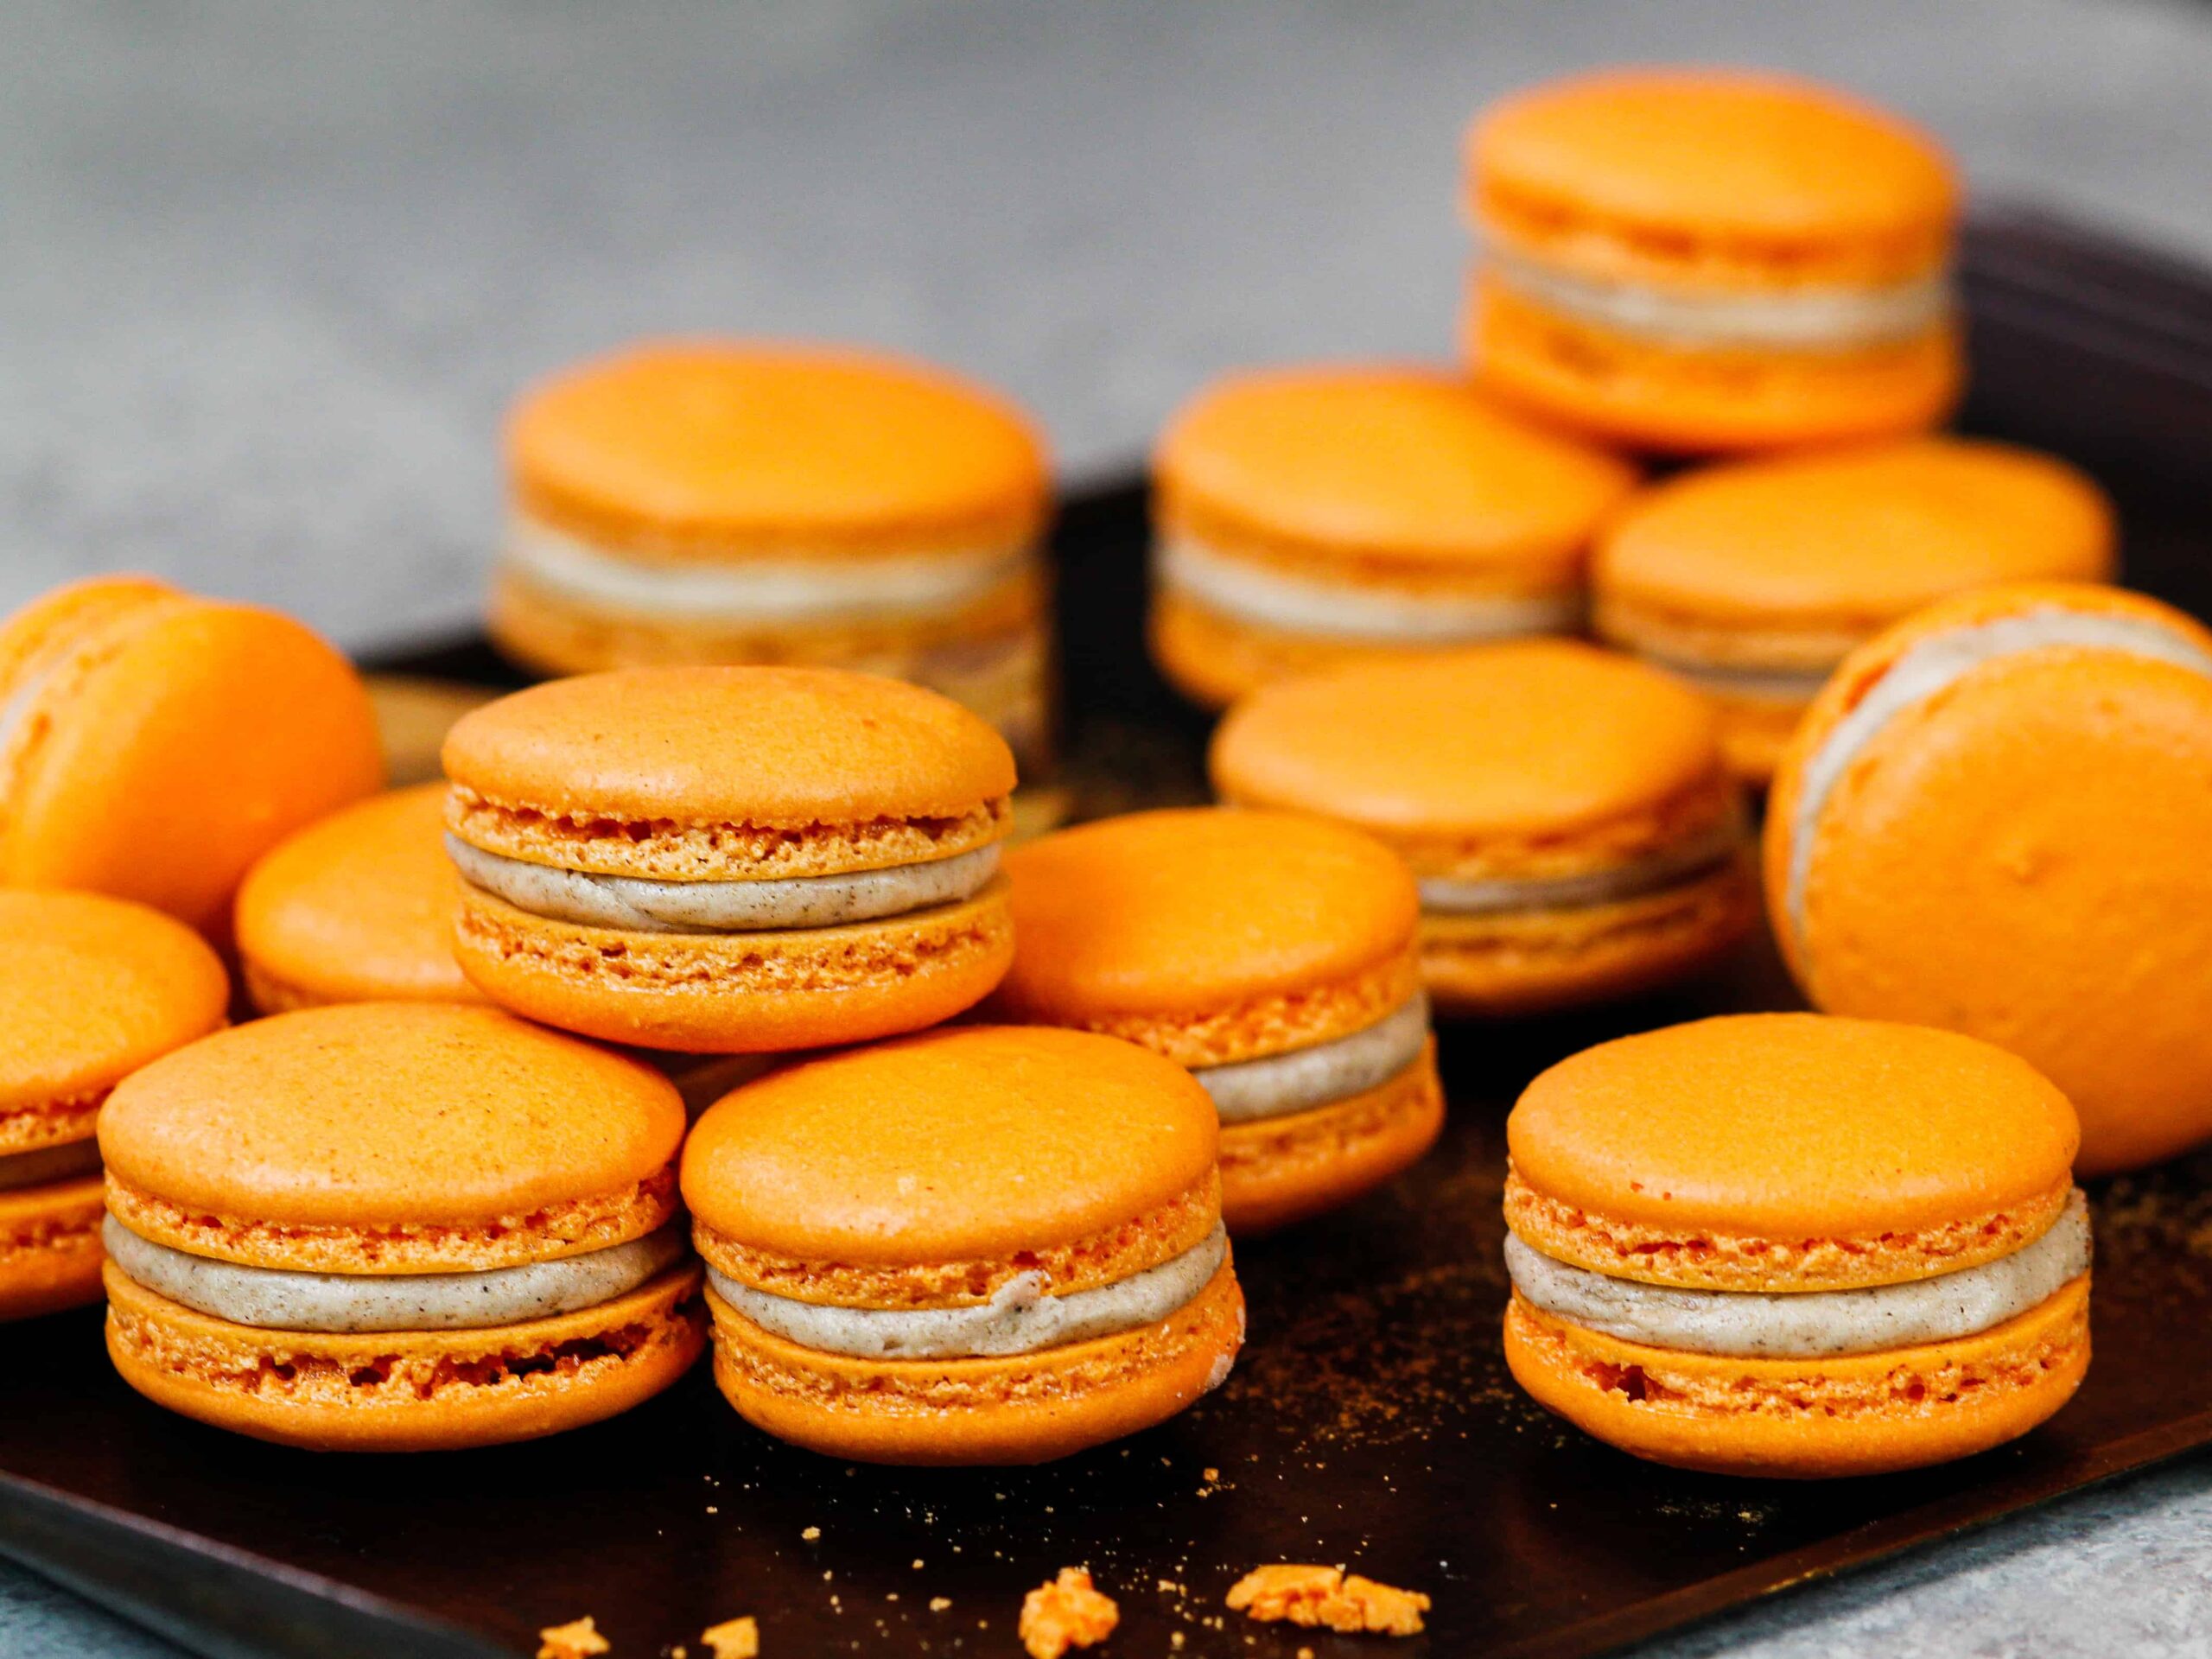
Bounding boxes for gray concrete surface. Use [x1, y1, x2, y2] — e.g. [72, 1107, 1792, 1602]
[7, 3, 2212, 1654]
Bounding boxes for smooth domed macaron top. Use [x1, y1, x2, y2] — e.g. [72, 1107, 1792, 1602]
[0, 891, 228, 1112]
[1211, 640, 1725, 838]
[509, 340, 1049, 551]
[234, 784, 484, 1007]
[99, 1003, 685, 1229]
[1155, 365, 1637, 567]
[1598, 440, 2114, 626]
[994, 808, 1418, 1020]
[1470, 68, 1957, 246]
[443, 664, 1018, 827]
[683, 1027, 1218, 1264]
[1510, 1014, 2078, 1241]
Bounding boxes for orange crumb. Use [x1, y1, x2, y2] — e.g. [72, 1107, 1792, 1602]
[802, 1527, 822, 1541]
[537, 1616, 610, 1659]
[700, 1616, 757, 1659]
[1020, 1567, 1120, 1659]
[929, 1598, 952, 1612]
[1225, 1566, 1429, 1636]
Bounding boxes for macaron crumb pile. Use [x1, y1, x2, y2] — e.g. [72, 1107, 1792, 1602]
[1224, 1565, 1431, 1636]
[1020, 1568, 1119, 1659]
[537, 1617, 611, 1659]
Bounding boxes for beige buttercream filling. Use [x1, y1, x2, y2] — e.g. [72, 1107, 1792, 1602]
[1419, 816, 1742, 915]
[1192, 996, 1430, 1123]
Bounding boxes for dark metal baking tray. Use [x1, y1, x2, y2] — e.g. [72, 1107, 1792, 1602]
[5, 210, 2212, 1659]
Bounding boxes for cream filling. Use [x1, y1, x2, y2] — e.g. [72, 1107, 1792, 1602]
[505, 515, 1033, 624]
[708, 1224, 1229, 1360]
[1489, 247, 1955, 349]
[1419, 816, 1742, 916]
[447, 836, 1000, 933]
[1193, 995, 1430, 1123]
[1155, 537, 1582, 643]
[1629, 651, 1837, 706]
[1784, 609, 2212, 943]
[1506, 1188, 2091, 1358]
[101, 1217, 686, 1333]
[0, 1138, 102, 1192]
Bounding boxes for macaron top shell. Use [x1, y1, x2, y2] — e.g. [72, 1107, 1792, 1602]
[1154, 366, 1637, 570]
[234, 784, 484, 1006]
[1211, 641, 1724, 840]
[100, 1003, 685, 1234]
[509, 341, 1049, 553]
[1599, 440, 2115, 630]
[1470, 69, 1957, 258]
[442, 665, 1017, 829]
[0, 891, 228, 1111]
[683, 1027, 1218, 1265]
[1510, 1014, 2078, 1243]
[995, 809, 1419, 1020]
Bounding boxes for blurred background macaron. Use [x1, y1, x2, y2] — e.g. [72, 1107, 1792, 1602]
[0, 575, 385, 938]
[989, 807, 1442, 1232]
[234, 783, 486, 1014]
[0, 892, 228, 1321]
[1464, 68, 1961, 453]
[442, 665, 1016, 1052]
[1594, 438, 2116, 782]
[99, 1003, 702, 1450]
[1211, 642, 1755, 1014]
[491, 340, 1054, 766]
[1502, 1014, 2088, 1478]
[682, 1026, 1243, 1465]
[1768, 582, 2212, 1175]
[1148, 365, 1637, 708]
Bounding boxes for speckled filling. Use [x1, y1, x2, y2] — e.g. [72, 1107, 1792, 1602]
[1623, 652, 1836, 705]
[1507, 1189, 2090, 1358]
[0, 1139, 102, 1192]
[1154, 537, 1581, 642]
[1193, 996, 1431, 1123]
[707, 1226, 1228, 1360]
[102, 1217, 687, 1333]
[447, 836, 1000, 933]
[1418, 816, 1743, 916]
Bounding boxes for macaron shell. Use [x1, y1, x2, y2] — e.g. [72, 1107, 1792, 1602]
[683, 1026, 1218, 1266]
[99, 1003, 685, 1234]
[1150, 588, 1482, 710]
[509, 341, 1047, 553]
[1217, 1042, 1444, 1234]
[0, 892, 229, 1115]
[442, 665, 1016, 830]
[234, 784, 485, 1014]
[1503, 1274, 2088, 1478]
[1, 597, 385, 938]
[703, 1261, 1243, 1465]
[0, 1176, 105, 1320]
[1508, 1014, 2079, 1244]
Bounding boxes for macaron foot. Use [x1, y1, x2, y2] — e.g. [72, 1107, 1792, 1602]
[0, 1176, 107, 1321]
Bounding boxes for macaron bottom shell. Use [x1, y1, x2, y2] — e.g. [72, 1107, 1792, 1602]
[1421, 857, 1757, 1016]
[452, 878, 1015, 1052]
[0, 1176, 106, 1321]
[1503, 1274, 2088, 1478]
[703, 1262, 1245, 1465]
[104, 1262, 706, 1452]
[1217, 1042, 1445, 1235]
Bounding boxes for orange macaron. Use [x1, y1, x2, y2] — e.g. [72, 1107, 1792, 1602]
[0, 575, 385, 938]
[0, 892, 228, 1321]
[234, 783, 487, 1014]
[1211, 642, 1756, 1014]
[492, 341, 1054, 763]
[989, 808, 1442, 1232]
[1768, 582, 2212, 1175]
[1149, 366, 1637, 707]
[1595, 438, 2116, 780]
[1503, 1014, 2090, 1478]
[1465, 68, 1961, 453]
[682, 1026, 1244, 1465]
[443, 664, 1017, 1052]
[99, 1002, 703, 1451]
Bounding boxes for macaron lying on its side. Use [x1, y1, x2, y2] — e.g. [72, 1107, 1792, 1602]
[1503, 1014, 2090, 1478]
[682, 1027, 1245, 1465]
[442, 665, 1018, 1052]
[1769, 582, 2212, 1174]
[989, 808, 1443, 1232]
[99, 1003, 704, 1451]
[0, 893, 229, 1321]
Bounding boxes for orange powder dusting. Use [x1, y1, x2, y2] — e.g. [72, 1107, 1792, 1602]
[701, 1615, 759, 1659]
[537, 1616, 611, 1659]
[1226, 1565, 1430, 1635]
[1020, 1567, 1120, 1659]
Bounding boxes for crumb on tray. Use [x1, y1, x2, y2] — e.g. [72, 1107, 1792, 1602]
[1020, 1567, 1120, 1659]
[701, 1614, 759, 1659]
[537, 1616, 611, 1659]
[1225, 1565, 1429, 1635]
